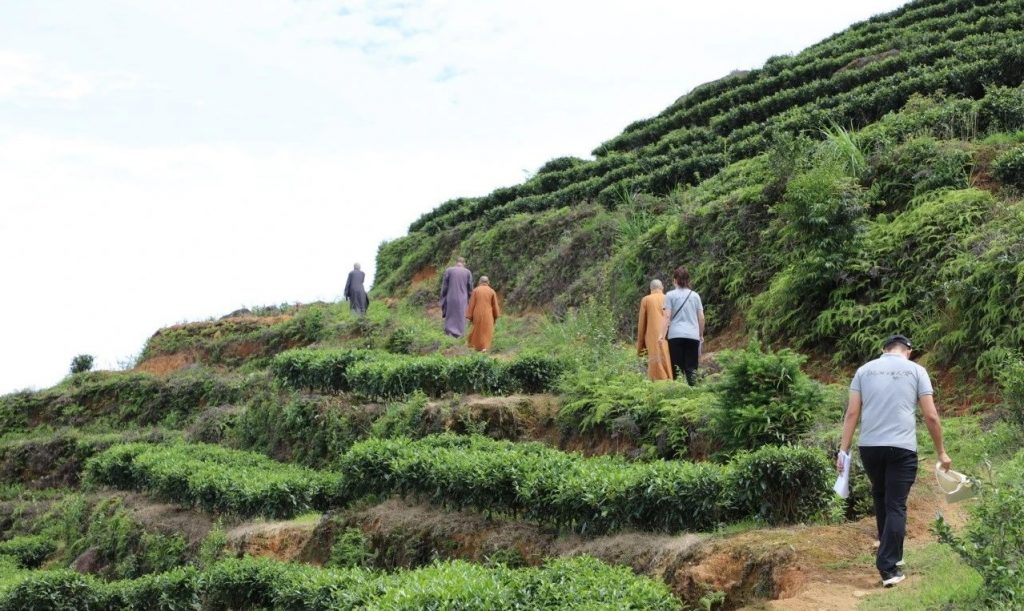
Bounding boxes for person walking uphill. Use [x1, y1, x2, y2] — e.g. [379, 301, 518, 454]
[637, 279, 672, 380]
[440, 257, 473, 338]
[466, 276, 500, 352]
[661, 267, 705, 385]
[343, 263, 369, 315]
[838, 334, 952, 588]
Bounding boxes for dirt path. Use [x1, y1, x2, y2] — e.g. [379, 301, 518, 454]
[743, 469, 969, 610]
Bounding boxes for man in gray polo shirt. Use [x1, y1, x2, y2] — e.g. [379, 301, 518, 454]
[838, 334, 952, 587]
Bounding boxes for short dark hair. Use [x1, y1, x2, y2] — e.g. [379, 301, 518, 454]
[673, 266, 691, 288]
[882, 334, 913, 351]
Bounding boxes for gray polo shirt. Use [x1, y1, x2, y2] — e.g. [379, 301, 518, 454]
[850, 353, 934, 452]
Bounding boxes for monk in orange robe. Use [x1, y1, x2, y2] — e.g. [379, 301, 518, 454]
[637, 279, 673, 380]
[466, 276, 501, 351]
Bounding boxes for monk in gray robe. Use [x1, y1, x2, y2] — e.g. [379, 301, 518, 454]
[344, 263, 369, 315]
[440, 257, 473, 337]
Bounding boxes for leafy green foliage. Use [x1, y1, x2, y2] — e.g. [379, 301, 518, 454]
[935, 450, 1024, 607]
[340, 433, 830, 534]
[714, 342, 826, 451]
[84, 442, 341, 519]
[140, 302, 335, 366]
[0, 555, 681, 611]
[726, 445, 834, 524]
[326, 528, 372, 569]
[556, 370, 718, 458]
[0, 368, 250, 430]
[0, 536, 56, 569]
[274, 348, 564, 400]
[384, 327, 414, 354]
[992, 144, 1024, 189]
[999, 358, 1024, 428]
[70, 354, 95, 375]
[231, 394, 367, 469]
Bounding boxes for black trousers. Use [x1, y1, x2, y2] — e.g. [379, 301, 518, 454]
[859, 446, 918, 575]
[667, 338, 700, 386]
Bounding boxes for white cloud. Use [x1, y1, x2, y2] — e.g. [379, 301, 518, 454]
[0, 50, 136, 102]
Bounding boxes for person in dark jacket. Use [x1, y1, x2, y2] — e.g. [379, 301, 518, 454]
[344, 263, 369, 315]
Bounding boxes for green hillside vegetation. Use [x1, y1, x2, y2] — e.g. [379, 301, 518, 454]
[375, 0, 1024, 383]
[3, 0, 1024, 608]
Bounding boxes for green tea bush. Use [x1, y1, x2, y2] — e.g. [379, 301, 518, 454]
[0, 570, 107, 611]
[978, 85, 1024, 134]
[714, 342, 826, 451]
[84, 442, 341, 519]
[384, 327, 415, 354]
[0, 555, 681, 611]
[231, 394, 365, 469]
[271, 348, 375, 392]
[727, 445, 834, 524]
[936, 450, 1024, 606]
[992, 144, 1024, 190]
[0, 535, 56, 569]
[340, 434, 829, 533]
[503, 351, 566, 394]
[275, 348, 564, 399]
[556, 370, 718, 457]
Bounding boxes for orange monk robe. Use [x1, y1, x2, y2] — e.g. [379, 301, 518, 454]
[466, 285, 501, 351]
[637, 290, 673, 380]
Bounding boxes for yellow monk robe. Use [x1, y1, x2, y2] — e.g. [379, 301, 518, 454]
[637, 290, 673, 380]
[466, 284, 501, 351]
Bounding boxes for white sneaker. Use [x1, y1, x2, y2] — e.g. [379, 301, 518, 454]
[882, 571, 906, 587]
[895, 558, 905, 567]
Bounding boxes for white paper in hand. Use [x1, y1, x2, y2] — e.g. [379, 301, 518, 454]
[833, 451, 851, 498]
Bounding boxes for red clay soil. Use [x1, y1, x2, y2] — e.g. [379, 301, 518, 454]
[411, 266, 438, 285]
[743, 471, 970, 610]
[134, 352, 195, 376]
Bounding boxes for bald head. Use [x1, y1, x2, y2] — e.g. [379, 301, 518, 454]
[456, 257, 466, 266]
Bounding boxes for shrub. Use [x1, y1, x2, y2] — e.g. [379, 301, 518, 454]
[340, 434, 827, 534]
[727, 445, 834, 524]
[271, 348, 374, 393]
[275, 348, 564, 400]
[384, 327, 415, 354]
[84, 442, 341, 519]
[999, 358, 1024, 428]
[992, 144, 1024, 190]
[502, 352, 565, 394]
[0, 570, 108, 611]
[714, 342, 826, 451]
[936, 450, 1024, 606]
[326, 528, 372, 569]
[0, 535, 56, 569]
[70, 354, 95, 375]
[0, 556, 681, 610]
[231, 394, 365, 469]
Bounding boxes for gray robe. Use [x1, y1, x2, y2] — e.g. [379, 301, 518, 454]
[440, 265, 473, 337]
[344, 269, 369, 314]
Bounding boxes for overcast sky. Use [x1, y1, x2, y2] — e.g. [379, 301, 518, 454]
[0, 0, 909, 393]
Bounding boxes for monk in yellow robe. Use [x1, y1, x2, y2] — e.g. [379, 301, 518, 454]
[637, 279, 673, 380]
[466, 276, 501, 351]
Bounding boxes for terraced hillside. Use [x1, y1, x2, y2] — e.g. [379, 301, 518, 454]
[3, 0, 1024, 609]
[2, 297, 1022, 609]
[374, 0, 1024, 382]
